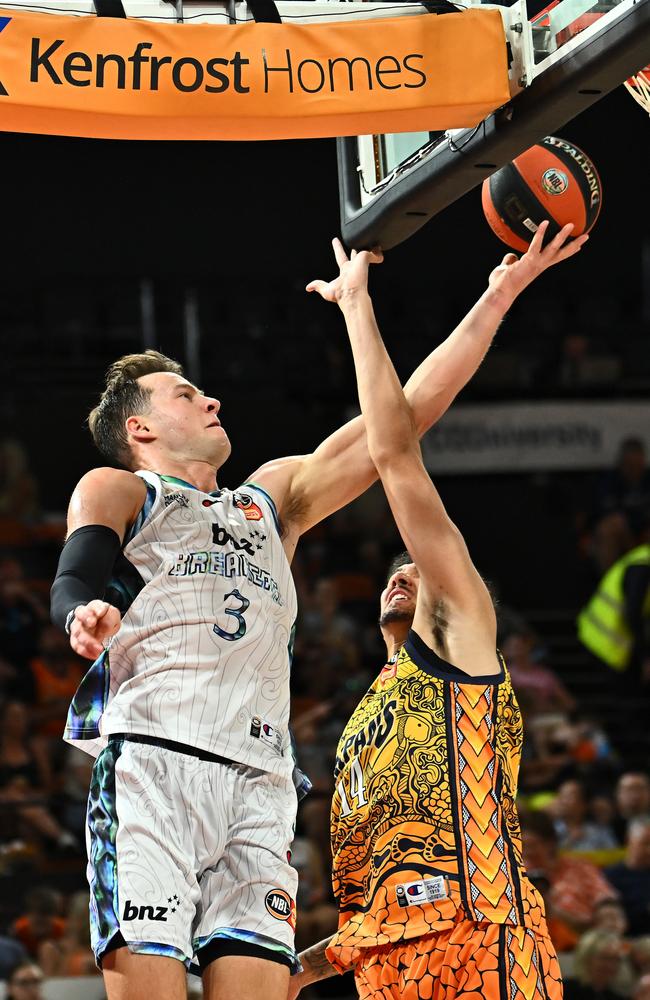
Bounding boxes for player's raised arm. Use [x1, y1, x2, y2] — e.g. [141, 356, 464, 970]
[250, 223, 587, 553]
[50, 467, 147, 660]
[337, 253, 487, 613]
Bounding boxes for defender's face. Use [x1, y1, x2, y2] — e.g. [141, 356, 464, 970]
[134, 372, 231, 464]
[380, 563, 419, 622]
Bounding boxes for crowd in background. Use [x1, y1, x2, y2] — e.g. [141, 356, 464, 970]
[0, 414, 648, 998]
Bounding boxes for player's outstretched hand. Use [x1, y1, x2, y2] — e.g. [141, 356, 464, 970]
[68, 600, 121, 660]
[306, 238, 383, 306]
[487, 220, 588, 302]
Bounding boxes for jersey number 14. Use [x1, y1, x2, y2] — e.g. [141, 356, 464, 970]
[337, 758, 367, 817]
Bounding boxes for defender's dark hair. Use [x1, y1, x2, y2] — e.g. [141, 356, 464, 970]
[385, 551, 413, 585]
[88, 351, 184, 469]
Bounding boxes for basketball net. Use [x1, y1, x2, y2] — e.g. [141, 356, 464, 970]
[625, 65, 650, 114]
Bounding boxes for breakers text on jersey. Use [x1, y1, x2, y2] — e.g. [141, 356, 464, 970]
[169, 550, 283, 605]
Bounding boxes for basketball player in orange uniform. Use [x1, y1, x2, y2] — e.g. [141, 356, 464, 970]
[290, 220, 586, 1000]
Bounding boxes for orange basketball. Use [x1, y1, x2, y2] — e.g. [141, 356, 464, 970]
[482, 135, 602, 252]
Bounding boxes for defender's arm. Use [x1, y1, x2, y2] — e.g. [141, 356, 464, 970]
[252, 225, 585, 547]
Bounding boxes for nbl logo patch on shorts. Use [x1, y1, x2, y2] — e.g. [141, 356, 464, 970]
[396, 876, 448, 908]
[265, 889, 296, 930]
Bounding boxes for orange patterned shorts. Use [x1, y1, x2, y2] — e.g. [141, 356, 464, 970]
[354, 923, 563, 1000]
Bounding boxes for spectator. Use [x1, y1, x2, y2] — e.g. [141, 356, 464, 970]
[592, 438, 650, 574]
[521, 810, 617, 950]
[502, 629, 575, 718]
[521, 715, 615, 794]
[4, 962, 44, 1000]
[553, 779, 618, 852]
[0, 700, 76, 851]
[564, 929, 626, 1000]
[290, 835, 338, 954]
[0, 559, 48, 674]
[604, 819, 650, 937]
[503, 629, 575, 717]
[635, 974, 650, 1000]
[613, 773, 650, 845]
[58, 746, 94, 839]
[631, 939, 650, 980]
[29, 624, 84, 740]
[577, 526, 650, 704]
[593, 899, 628, 937]
[0, 938, 27, 981]
[39, 891, 99, 977]
[0, 438, 39, 522]
[11, 889, 65, 961]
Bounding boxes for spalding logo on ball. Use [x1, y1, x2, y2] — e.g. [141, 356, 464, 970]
[482, 136, 602, 252]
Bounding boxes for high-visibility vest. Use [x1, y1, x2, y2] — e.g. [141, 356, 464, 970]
[577, 544, 650, 670]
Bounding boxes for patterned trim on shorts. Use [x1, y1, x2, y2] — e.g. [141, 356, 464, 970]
[194, 926, 299, 973]
[87, 739, 192, 968]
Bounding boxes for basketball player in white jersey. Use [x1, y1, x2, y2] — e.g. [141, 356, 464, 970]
[51, 228, 575, 1000]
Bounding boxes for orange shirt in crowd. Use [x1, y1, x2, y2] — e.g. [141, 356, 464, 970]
[29, 658, 84, 737]
[12, 916, 67, 957]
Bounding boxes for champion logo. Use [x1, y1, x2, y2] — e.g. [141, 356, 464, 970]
[396, 876, 447, 907]
[0, 18, 11, 97]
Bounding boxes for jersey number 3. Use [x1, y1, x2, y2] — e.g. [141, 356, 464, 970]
[213, 589, 250, 641]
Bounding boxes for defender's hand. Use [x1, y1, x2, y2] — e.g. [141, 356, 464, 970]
[488, 220, 588, 303]
[306, 238, 383, 306]
[286, 977, 302, 1000]
[69, 600, 120, 660]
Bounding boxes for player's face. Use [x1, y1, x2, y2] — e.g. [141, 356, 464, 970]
[135, 372, 231, 465]
[379, 563, 419, 624]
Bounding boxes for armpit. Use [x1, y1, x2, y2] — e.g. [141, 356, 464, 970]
[280, 486, 310, 539]
[431, 598, 450, 655]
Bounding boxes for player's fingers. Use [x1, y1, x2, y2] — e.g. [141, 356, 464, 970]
[556, 233, 589, 259]
[71, 631, 103, 660]
[332, 237, 349, 268]
[528, 220, 549, 254]
[305, 280, 326, 294]
[546, 222, 575, 252]
[502, 253, 519, 267]
[370, 246, 384, 263]
[89, 599, 110, 620]
[351, 249, 358, 259]
[75, 609, 98, 629]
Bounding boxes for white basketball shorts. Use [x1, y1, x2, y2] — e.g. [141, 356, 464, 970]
[86, 735, 299, 973]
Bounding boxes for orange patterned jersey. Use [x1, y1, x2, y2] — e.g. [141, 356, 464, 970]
[327, 629, 547, 971]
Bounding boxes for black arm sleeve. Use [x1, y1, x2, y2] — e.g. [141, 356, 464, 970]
[50, 524, 122, 632]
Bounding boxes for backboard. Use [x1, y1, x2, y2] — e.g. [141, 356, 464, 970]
[337, 0, 650, 249]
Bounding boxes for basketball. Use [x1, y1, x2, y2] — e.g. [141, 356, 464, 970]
[482, 135, 602, 252]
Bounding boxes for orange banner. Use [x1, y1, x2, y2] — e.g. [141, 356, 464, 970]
[0, 8, 510, 140]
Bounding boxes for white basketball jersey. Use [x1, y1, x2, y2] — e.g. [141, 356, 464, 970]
[64, 472, 297, 778]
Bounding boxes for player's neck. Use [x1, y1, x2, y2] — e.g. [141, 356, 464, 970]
[382, 625, 410, 661]
[146, 458, 219, 493]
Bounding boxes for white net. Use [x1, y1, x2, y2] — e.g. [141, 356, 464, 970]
[625, 66, 650, 113]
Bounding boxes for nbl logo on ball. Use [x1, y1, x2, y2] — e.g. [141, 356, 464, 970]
[541, 168, 568, 195]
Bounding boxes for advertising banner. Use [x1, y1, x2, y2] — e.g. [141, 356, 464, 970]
[422, 401, 650, 474]
[0, 8, 509, 139]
